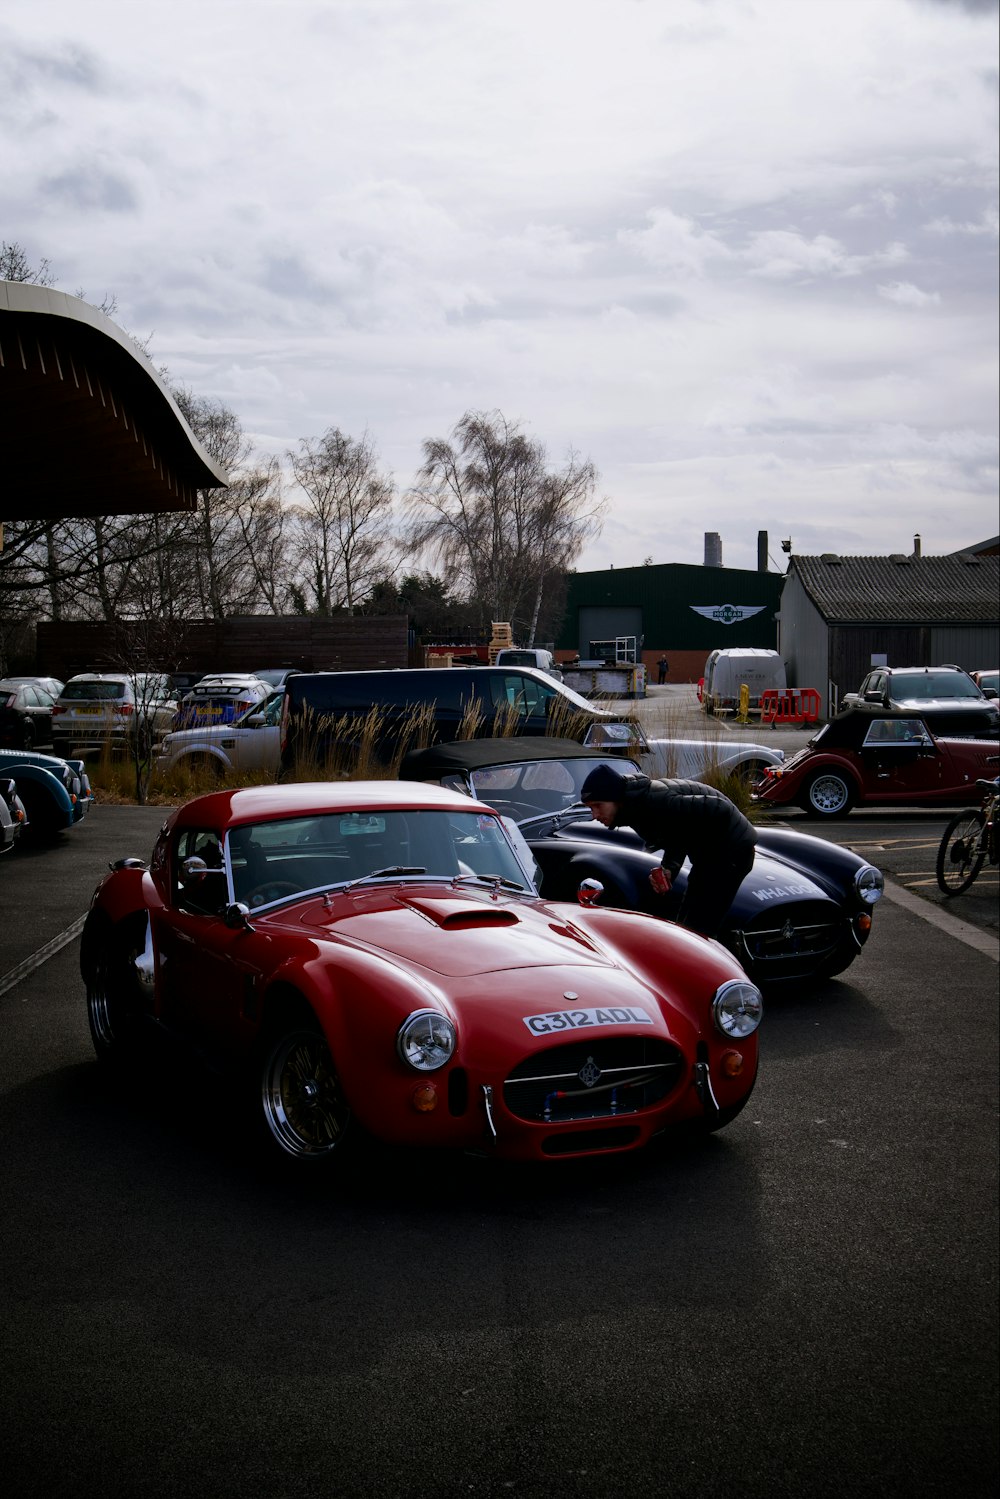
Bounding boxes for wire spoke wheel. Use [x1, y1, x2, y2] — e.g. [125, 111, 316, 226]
[260, 1025, 351, 1161]
[936, 810, 986, 895]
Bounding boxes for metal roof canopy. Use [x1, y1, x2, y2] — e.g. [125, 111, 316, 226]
[0, 280, 228, 519]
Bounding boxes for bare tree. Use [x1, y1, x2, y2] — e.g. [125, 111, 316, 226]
[288, 429, 396, 614]
[0, 240, 55, 285]
[173, 389, 289, 617]
[406, 411, 604, 640]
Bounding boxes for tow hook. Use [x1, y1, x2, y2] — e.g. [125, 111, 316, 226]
[481, 1084, 498, 1142]
[694, 1059, 720, 1114]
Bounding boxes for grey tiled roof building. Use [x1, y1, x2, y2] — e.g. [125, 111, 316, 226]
[788, 553, 999, 626]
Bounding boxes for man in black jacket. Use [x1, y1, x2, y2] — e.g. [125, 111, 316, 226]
[579, 762, 756, 938]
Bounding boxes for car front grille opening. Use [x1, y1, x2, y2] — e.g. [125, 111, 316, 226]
[733, 902, 846, 965]
[504, 1037, 685, 1124]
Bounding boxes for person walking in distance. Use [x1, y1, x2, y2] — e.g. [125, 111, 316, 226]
[656, 655, 669, 684]
[579, 762, 756, 938]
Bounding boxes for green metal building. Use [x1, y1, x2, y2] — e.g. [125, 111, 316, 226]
[555, 562, 785, 682]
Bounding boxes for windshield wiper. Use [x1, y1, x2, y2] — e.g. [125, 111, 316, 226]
[452, 873, 527, 892]
[344, 865, 427, 890]
[517, 804, 590, 832]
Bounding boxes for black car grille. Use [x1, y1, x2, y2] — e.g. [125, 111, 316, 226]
[730, 901, 849, 972]
[504, 1036, 685, 1124]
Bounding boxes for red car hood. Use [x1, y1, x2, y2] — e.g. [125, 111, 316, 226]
[290, 884, 622, 979]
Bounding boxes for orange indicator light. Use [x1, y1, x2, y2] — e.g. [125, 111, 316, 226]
[857, 914, 872, 932]
[411, 1084, 438, 1113]
[721, 1050, 744, 1077]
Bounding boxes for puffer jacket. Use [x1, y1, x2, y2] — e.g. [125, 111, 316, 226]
[611, 775, 756, 879]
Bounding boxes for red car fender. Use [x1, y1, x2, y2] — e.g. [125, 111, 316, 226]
[89, 865, 162, 925]
[566, 907, 761, 1098]
[569, 907, 748, 1021]
[255, 937, 453, 1106]
[757, 748, 859, 805]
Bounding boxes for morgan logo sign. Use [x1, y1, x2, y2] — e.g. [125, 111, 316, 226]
[691, 604, 766, 626]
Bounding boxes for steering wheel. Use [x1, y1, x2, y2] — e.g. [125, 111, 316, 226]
[245, 881, 302, 907]
[495, 800, 545, 822]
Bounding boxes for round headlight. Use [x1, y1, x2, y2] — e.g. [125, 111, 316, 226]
[396, 1010, 456, 1072]
[854, 865, 884, 905]
[713, 980, 763, 1039]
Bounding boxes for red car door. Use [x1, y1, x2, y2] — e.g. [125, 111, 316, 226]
[154, 826, 265, 1054]
[856, 717, 945, 802]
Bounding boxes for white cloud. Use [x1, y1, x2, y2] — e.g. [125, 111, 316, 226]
[743, 232, 909, 280]
[0, 0, 997, 574]
[877, 280, 943, 306]
[924, 206, 999, 236]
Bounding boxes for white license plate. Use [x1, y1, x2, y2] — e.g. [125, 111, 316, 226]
[522, 1006, 654, 1035]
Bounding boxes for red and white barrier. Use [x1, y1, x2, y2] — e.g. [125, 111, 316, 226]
[760, 688, 821, 726]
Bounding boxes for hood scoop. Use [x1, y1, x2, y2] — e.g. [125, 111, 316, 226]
[400, 894, 521, 931]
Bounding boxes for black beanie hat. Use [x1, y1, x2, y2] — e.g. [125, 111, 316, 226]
[580, 762, 644, 802]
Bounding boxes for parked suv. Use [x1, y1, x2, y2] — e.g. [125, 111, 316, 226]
[841, 666, 999, 738]
[156, 690, 283, 778]
[170, 674, 270, 731]
[280, 666, 612, 772]
[52, 672, 177, 757]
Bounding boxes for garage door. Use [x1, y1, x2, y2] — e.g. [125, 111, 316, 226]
[577, 606, 643, 658]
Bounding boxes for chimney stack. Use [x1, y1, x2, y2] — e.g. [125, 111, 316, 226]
[913, 533, 922, 558]
[704, 531, 722, 568]
[758, 530, 768, 572]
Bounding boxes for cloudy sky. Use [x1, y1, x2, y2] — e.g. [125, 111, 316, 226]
[2, 0, 997, 573]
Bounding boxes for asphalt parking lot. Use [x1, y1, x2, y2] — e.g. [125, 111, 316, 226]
[1, 766, 997, 1499]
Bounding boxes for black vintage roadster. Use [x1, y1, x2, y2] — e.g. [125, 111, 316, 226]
[400, 738, 884, 985]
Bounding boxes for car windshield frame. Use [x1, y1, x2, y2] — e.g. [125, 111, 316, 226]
[220, 807, 537, 910]
[463, 754, 642, 820]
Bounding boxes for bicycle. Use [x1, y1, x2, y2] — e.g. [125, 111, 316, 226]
[935, 776, 1000, 895]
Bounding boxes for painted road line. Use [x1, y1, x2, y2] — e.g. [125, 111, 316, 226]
[0, 914, 87, 999]
[880, 878, 999, 961]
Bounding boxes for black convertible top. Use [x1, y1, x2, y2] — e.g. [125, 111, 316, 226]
[400, 737, 622, 780]
[817, 704, 994, 749]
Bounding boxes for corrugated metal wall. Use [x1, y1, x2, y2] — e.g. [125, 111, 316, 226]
[930, 626, 1000, 671]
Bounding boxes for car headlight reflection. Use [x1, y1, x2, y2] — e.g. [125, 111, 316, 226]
[713, 980, 763, 1039]
[854, 865, 884, 905]
[397, 1009, 456, 1071]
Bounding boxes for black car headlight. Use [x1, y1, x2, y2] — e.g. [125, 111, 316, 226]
[713, 980, 763, 1039]
[397, 1010, 457, 1071]
[854, 865, 884, 905]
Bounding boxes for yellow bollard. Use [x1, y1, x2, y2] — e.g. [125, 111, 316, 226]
[735, 682, 751, 723]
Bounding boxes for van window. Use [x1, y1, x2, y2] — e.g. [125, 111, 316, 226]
[486, 673, 553, 717]
[287, 671, 467, 714]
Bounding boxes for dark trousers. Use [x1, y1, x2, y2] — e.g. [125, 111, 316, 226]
[677, 841, 756, 938]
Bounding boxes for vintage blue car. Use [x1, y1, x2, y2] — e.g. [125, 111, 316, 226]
[0, 777, 28, 852]
[400, 738, 884, 986]
[0, 747, 95, 837]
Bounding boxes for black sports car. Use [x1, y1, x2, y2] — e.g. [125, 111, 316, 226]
[400, 738, 885, 985]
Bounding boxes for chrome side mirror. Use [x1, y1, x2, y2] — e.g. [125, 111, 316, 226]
[577, 877, 604, 907]
[225, 902, 254, 931]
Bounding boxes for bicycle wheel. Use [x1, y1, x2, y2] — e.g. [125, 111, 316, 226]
[936, 809, 987, 895]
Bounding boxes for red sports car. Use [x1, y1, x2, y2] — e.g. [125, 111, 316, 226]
[81, 781, 762, 1167]
[754, 707, 999, 817]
